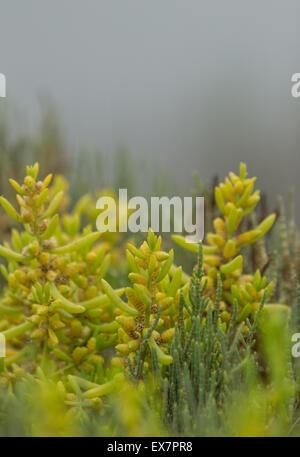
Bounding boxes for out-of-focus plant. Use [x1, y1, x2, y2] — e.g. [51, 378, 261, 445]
[0, 367, 166, 437]
[267, 192, 300, 309]
[225, 306, 294, 437]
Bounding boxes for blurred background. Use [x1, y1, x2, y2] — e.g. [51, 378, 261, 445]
[0, 0, 300, 222]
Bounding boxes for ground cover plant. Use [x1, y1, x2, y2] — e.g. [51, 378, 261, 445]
[0, 162, 299, 437]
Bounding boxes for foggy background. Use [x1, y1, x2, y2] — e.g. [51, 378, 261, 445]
[0, 0, 300, 221]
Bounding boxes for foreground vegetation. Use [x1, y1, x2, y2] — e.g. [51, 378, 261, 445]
[0, 160, 299, 437]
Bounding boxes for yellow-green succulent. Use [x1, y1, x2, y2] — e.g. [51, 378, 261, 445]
[173, 163, 276, 323]
[0, 163, 121, 378]
[101, 229, 187, 375]
[0, 161, 296, 437]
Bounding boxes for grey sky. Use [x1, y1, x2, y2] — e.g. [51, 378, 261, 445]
[0, 0, 300, 218]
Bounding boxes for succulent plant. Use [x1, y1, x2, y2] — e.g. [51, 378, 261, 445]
[101, 228, 186, 376]
[173, 163, 277, 324]
[0, 163, 122, 377]
[0, 161, 297, 437]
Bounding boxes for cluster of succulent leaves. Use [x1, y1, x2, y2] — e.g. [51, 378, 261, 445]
[0, 163, 125, 407]
[173, 163, 278, 329]
[0, 162, 298, 436]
